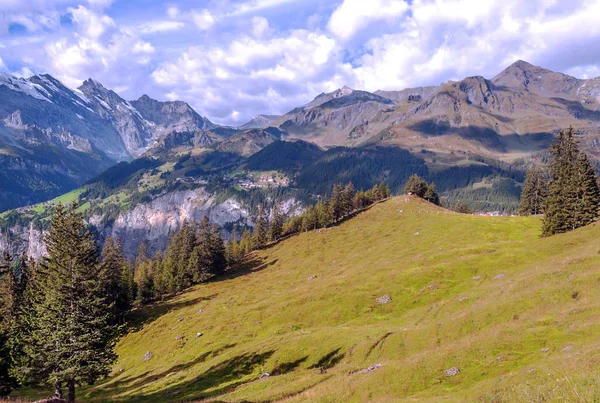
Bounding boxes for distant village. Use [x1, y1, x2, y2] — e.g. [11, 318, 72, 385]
[237, 172, 290, 189]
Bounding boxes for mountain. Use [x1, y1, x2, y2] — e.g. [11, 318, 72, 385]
[238, 114, 282, 130]
[214, 127, 286, 157]
[277, 86, 395, 146]
[130, 94, 217, 137]
[23, 196, 600, 402]
[276, 61, 600, 163]
[0, 73, 218, 212]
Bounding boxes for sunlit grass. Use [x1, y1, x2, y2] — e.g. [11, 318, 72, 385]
[12, 196, 600, 402]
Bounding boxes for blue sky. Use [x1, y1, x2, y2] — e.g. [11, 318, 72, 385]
[1, 0, 600, 125]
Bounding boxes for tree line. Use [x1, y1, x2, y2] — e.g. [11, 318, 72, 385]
[519, 127, 600, 236]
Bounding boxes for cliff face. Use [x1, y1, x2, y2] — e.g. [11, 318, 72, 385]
[1, 188, 301, 259]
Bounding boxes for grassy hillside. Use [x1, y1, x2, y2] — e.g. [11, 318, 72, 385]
[15, 196, 600, 402]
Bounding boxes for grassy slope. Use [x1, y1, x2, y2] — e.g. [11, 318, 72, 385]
[17, 196, 600, 402]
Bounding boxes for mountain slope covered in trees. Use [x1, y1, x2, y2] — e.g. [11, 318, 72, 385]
[10, 196, 600, 402]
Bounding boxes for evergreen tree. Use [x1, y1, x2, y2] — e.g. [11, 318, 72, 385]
[518, 167, 547, 216]
[423, 183, 440, 206]
[239, 227, 254, 255]
[574, 153, 600, 228]
[134, 242, 154, 303]
[542, 128, 599, 236]
[404, 174, 428, 197]
[190, 217, 214, 284]
[268, 203, 285, 242]
[253, 205, 268, 248]
[100, 237, 132, 325]
[342, 182, 356, 216]
[14, 204, 117, 403]
[378, 183, 391, 199]
[330, 184, 344, 221]
[209, 224, 227, 277]
[454, 200, 472, 214]
[0, 253, 16, 396]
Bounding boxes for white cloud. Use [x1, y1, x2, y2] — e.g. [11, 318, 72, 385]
[229, 0, 302, 16]
[138, 20, 185, 34]
[0, 56, 5, 70]
[152, 29, 348, 123]
[191, 9, 215, 30]
[87, 0, 114, 9]
[132, 40, 155, 54]
[252, 16, 270, 38]
[167, 6, 180, 18]
[68, 5, 115, 39]
[328, 0, 409, 41]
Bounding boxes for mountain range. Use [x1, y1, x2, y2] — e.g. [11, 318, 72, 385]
[2, 60, 600, 257]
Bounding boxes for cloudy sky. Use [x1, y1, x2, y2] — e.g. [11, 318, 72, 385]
[1, 0, 600, 125]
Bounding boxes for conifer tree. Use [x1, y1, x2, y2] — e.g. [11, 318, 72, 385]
[518, 167, 547, 216]
[239, 227, 254, 255]
[100, 237, 132, 325]
[14, 203, 117, 403]
[378, 183, 391, 199]
[330, 184, 344, 221]
[342, 182, 356, 216]
[189, 217, 214, 283]
[268, 203, 285, 242]
[574, 153, 600, 228]
[253, 205, 268, 248]
[542, 128, 599, 236]
[209, 224, 227, 277]
[134, 242, 154, 303]
[423, 183, 440, 206]
[404, 174, 428, 197]
[454, 200, 472, 214]
[0, 253, 16, 397]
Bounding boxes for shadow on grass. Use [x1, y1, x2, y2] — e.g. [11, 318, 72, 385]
[98, 343, 239, 397]
[117, 350, 276, 402]
[102, 350, 334, 402]
[127, 294, 218, 333]
[309, 348, 345, 371]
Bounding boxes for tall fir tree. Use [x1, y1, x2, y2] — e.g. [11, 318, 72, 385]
[100, 237, 133, 325]
[404, 174, 428, 197]
[423, 183, 440, 206]
[542, 128, 599, 236]
[342, 183, 356, 216]
[14, 203, 117, 403]
[253, 205, 268, 248]
[330, 184, 345, 221]
[518, 167, 548, 216]
[268, 203, 285, 242]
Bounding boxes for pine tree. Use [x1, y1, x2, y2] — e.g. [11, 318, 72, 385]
[134, 242, 154, 303]
[574, 153, 600, 228]
[189, 217, 214, 284]
[0, 253, 16, 397]
[518, 167, 547, 216]
[14, 203, 117, 403]
[268, 203, 285, 242]
[404, 174, 428, 197]
[239, 228, 254, 255]
[209, 224, 227, 277]
[454, 201, 472, 214]
[330, 184, 344, 221]
[378, 183, 391, 199]
[253, 205, 268, 248]
[423, 183, 440, 206]
[100, 237, 132, 325]
[542, 128, 598, 236]
[342, 182, 356, 216]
